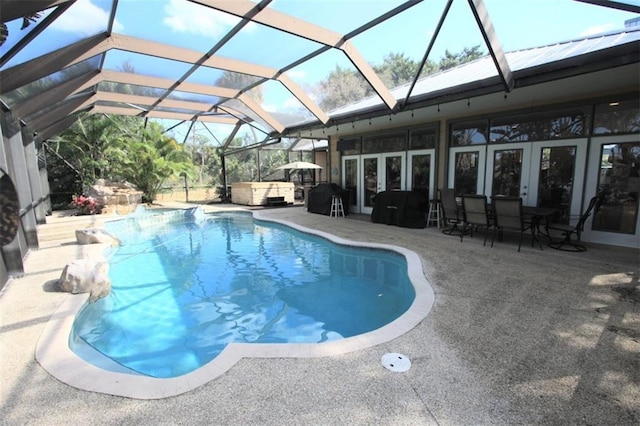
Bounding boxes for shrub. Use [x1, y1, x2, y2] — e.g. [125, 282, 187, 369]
[71, 194, 103, 215]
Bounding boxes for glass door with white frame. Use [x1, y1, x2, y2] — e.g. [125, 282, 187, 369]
[583, 135, 640, 247]
[362, 155, 379, 214]
[486, 143, 532, 202]
[486, 140, 587, 218]
[408, 149, 435, 201]
[529, 139, 587, 223]
[448, 146, 487, 195]
[361, 152, 406, 214]
[341, 156, 359, 213]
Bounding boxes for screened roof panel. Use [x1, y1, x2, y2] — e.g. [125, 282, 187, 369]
[350, 0, 450, 66]
[215, 20, 324, 70]
[114, 0, 241, 54]
[285, 47, 384, 111]
[1, 0, 113, 70]
[24, 87, 94, 122]
[95, 100, 152, 110]
[102, 49, 194, 79]
[231, 122, 273, 146]
[0, 0, 638, 147]
[268, 0, 409, 35]
[98, 81, 167, 98]
[3, 55, 101, 107]
[184, 65, 262, 91]
[154, 105, 207, 115]
[164, 90, 222, 105]
[0, 6, 57, 68]
[425, 0, 489, 64]
[249, 80, 315, 127]
[158, 119, 237, 145]
[220, 98, 273, 134]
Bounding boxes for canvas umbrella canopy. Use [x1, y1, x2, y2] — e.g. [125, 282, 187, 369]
[276, 161, 322, 170]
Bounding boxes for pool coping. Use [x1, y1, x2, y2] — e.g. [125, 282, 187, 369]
[35, 209, 435, 399]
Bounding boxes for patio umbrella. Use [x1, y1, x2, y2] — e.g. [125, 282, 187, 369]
[276, 161, 322, 171]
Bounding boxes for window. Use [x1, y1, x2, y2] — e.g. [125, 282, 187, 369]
[410, 126, 437, 150]
[593, 99, 640, 135]
[451, 121, 488, 146]
[490, 110, 588, 143]
[362, 132, 407, 154]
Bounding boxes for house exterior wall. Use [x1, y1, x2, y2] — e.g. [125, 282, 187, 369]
[327, 68, 639, 248]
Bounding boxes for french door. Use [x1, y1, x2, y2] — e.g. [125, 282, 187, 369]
[486, 143, 533, 201]
[407, 149, 435, 201]
[342, 156, 359, 213]
[486, 140, 587, 219]
[448, 146, 487, 196]
[360, 152, 405, 214]
[449, 140, 587, 220]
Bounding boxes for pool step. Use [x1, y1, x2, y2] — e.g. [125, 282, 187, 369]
[37, 214, 109, 243]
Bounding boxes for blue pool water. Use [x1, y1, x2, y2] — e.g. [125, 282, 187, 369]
[71, 212, 415, 378]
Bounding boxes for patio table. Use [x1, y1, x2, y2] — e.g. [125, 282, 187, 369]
[523, 206, 559, 244]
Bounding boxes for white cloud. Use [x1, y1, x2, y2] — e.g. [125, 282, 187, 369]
[283, 96, 302, 109]
[286, 69, 308, 81]
[262, 102, 278, 112]
[51, 0, 123, 35]
[163, 0, 241, 38]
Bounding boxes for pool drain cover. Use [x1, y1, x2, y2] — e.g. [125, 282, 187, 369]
[381, 353, 411, 372]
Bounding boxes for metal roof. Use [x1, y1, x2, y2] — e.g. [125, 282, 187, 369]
[326, 27, 640, 118]
[1, 0, 638, 148]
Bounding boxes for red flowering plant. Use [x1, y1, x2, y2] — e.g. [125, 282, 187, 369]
[70, 194, 103, 215]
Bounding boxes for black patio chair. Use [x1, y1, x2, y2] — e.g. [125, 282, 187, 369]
[439, 188, 464, 236]
[547, 195, 603, 252]
[491, 197, 539, 252]
[461, 194, 492, 245]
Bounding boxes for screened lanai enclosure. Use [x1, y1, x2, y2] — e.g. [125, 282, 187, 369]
[1, 0, 639, 281]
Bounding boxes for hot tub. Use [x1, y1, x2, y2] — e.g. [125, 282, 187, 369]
[231, 182, 295, 206]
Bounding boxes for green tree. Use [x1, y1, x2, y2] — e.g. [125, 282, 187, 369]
[52, 113, 126, 185]
[216, 71, 264, 104]
[315, 46, 485, 112]
[104, 122, 195, 202]
[438, 45, 483, 70]
[317, 65, 370, 111]
[374, 52, 421, 88]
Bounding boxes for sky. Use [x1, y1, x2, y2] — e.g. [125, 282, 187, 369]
[1, 0, 638, 143]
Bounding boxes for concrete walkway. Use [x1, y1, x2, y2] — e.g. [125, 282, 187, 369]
[1, 202, 638, 425]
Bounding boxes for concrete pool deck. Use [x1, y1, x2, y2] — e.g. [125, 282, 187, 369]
[1, 202, 639, 424]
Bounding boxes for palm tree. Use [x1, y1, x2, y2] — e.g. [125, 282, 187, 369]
[105, 122, 194, 203]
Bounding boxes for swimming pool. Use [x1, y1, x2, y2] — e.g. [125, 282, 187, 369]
[36, 207, 434, 398]
[71, 212, 415, 378]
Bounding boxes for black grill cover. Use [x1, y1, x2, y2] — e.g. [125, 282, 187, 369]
[371, 190, 428, 228]
[307, 183, 349, 216]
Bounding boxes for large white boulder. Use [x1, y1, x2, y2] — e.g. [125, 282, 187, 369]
[59, 259, 111, 303]
[75, 228, 120, 245]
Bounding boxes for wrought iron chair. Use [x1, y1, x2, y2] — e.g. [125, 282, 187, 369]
[547, 195, 603, 252]
[439, 188, 464, 236]
[491, 197, 539, 252]
[461, 194, 492, 245]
